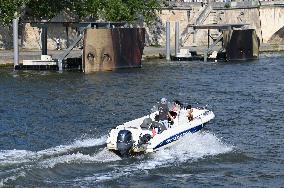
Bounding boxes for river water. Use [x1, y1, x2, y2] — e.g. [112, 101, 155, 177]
[0, 53, 283, 187]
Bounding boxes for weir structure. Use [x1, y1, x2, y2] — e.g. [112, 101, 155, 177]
[168, 22, 259, 62]
[13, 22, 145, 73]
[192, 23, 259, 62]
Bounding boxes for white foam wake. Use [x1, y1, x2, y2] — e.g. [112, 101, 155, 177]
[0, 131, 233, 185]
[0, 135, 107, 166]
[143, 131, 233, 168]
[39, 148, 121, 168]
[76, 131, 233, 183]
[0, 135, 122, 187]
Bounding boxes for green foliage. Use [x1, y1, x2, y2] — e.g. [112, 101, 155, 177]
[25, 0, 66, 21]
[0, 0, 161, 26]
[101, 0, 131, 22]
[70, 0, 102, 20]
[81, 0, 161, 25]
[0, 0, 27, 25]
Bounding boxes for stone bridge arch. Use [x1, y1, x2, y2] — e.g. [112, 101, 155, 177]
[268, 26, 284, 44]
[260, 6, 284, 43]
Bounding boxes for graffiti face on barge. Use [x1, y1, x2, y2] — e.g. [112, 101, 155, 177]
[84, 29, 115, 72]
[83, 28, 145, 73]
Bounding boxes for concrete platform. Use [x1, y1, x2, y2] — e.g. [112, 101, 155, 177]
[1, 44, 284, 66]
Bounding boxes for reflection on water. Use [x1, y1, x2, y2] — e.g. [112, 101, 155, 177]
[0, 54, 284, 187]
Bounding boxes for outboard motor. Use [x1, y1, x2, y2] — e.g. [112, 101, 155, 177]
[117, 130, 133, 156]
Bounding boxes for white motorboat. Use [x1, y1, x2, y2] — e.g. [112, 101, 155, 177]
[106, 103, 215, 156]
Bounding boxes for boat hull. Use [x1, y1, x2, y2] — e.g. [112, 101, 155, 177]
[106, 108, 215, 155]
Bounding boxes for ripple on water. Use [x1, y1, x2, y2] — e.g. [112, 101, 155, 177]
[0, 56, 284, 187]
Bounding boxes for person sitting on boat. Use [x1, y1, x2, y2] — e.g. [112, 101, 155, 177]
[170, 100, 182, 119]
[186, 105, 194, 122]
[158, 98, 174, 129]
[173, 100, 182, 111]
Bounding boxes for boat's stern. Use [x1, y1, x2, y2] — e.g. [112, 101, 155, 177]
[107, 125, 153, 155]
[106, 129, 118, 150]
[107, 129, 134, 156]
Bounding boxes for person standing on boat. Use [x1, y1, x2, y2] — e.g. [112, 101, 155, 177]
[186, 105, 194, 122]
[170, 100, 182, 118]
[158, 98, 174, 129]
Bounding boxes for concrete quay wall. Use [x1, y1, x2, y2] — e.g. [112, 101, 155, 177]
[153, 5, 284, 47]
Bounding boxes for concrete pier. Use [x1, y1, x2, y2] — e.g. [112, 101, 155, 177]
[41, 26, 48, 55]
[13, 18, 19, 67]
[175, 22, 180, 56]
[166, 22, 171, 61]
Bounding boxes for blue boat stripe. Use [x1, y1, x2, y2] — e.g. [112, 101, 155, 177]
[153, 124, 203, 150]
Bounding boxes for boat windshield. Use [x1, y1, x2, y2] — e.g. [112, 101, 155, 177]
[150, 104, 158, 113]
[150, 101, 182, 113]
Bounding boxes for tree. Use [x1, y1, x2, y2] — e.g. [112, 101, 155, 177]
[24, 0, 67, 21]
[0, 0, 161, 26]
[0, 0, 28, 25]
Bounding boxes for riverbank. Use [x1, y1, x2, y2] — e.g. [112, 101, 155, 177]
[1, 44, 284, 66]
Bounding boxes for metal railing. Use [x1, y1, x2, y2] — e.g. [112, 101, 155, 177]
[204, 34, 223, 62]
[180, 4, 213, 46]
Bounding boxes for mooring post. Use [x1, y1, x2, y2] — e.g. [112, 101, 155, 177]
[66, 26, 70, 48]
[193, 29, 196, 44]
[175, 22, 180, 56]
[58, 60, 63, 72]
[204, 29, 210, 62]
[204, 52, 208, 62]
[207, 29, 210, 49]
[166, 22, 170, 61]
[13, 18, 19, 68]
[41, 26, 48, 55]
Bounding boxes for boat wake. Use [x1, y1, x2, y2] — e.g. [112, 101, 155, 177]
[0, 135, 108, 166]
[75, 131, 234, 184]
[145, 130, 233, 167]
[0, 131, 233, 186]
[0, 135, 115, 186]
